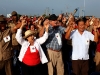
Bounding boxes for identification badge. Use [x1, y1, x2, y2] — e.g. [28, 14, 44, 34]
[85, 38, 89, 45]
[30, 46, 36, 52]
[3, 35, 10, 43]
[55, 33, 61, 45]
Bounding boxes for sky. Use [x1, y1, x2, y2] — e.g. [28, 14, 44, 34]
[0, 0, 100, 17]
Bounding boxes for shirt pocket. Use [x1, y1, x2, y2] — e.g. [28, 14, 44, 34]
[85, 38, 90, 45]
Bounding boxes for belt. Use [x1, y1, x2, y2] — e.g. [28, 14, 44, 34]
[49, 48, 60, 52]
[12, 45, 19, 47]
[78, 58, 84, 60]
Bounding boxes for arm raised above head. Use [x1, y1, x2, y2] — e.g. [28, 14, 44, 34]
[36, 22, 49, 44]
[15, 20, 27, 45]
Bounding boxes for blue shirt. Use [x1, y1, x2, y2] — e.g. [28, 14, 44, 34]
[46, 25, 65, 51]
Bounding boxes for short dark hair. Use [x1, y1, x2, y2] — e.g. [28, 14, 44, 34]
[76, 17, 86, 25]
[29, 24, 35, 29]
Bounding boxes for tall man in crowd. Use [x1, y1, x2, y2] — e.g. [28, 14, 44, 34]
[0, 16, 22, 75]
[8, 11, 19, 52]
[65, 17, 98, 75]
[39, 14, 68, 75]
[8, 11, 21, 75]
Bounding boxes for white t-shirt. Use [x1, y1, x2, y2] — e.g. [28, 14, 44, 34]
[70, 29, 94, 60]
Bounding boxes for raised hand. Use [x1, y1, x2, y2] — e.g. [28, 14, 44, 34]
[43, 19, 49, 32]
[20, 15, 25, 20]
[22, 20, 27, 26]
[89, 16, 95, 25]
[20, 20, 27, 29]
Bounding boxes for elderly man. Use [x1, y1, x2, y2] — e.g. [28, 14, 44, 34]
[39, 14, 69, 75]
[7, 11, 21, 75]
[0, 16, 21, 75]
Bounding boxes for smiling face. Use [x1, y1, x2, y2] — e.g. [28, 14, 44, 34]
[27, 34, 34, 44]
[77, 21, 85, 33]
[76, 18, 86, 34]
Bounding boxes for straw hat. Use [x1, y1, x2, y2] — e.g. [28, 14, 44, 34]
[24, 30, 37, 39]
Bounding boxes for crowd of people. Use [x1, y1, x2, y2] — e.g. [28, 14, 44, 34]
[0, 11, 100, 75]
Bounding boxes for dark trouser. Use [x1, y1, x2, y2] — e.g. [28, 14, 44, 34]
[21, 62, 43, 75]
[95, 63, 100, 72]
[12, 45, 22, 75]
[72, 60, 89, 75]
[94, 51, 100, 72]
[0, 59, 12, 75]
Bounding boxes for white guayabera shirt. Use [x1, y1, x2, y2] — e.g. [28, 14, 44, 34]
[70, 29, 94, 60]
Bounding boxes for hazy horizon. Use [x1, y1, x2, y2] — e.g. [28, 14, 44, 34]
[0, 0, 100, 17]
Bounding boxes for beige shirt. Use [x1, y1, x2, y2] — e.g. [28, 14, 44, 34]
[8, 22, 19, 46]
[0, 28, 13, 60]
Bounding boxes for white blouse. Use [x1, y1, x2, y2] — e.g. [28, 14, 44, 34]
[15, 29, 48, 64]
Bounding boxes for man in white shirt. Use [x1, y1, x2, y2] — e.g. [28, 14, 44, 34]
[65, 17, 98, 75]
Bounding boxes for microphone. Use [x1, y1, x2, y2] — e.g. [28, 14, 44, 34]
[72, 8, 78, 15]
[66, 8, 78, 25]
